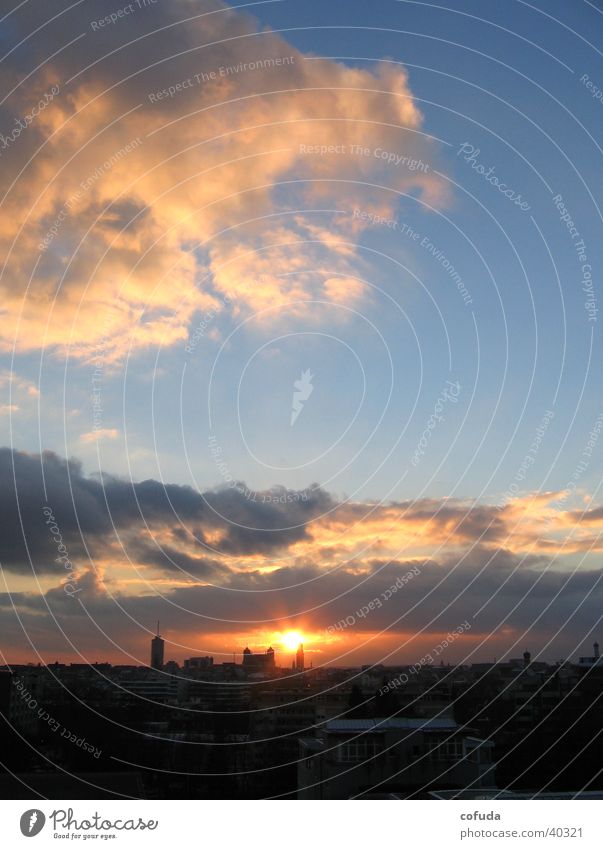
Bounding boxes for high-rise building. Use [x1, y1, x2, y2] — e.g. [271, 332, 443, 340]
[150, 622, 164, 670]
[295, 643, 304, 672]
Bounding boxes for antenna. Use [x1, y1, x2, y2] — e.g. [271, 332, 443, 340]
[156, 620, 160, 636]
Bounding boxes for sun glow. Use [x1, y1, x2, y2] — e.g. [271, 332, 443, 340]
[279, 630, 304, 651]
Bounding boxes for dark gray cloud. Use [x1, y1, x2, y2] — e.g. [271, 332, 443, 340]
[126, 540, 225, 578]
[2, 448, 602, 663]
[1, 546, 601, 664]
[0, 448, 331, 574]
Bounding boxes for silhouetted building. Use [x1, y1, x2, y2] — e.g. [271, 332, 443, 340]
[120, 671, 178, 702]
[183, 656, 214, 673]
[242, 646, 276, 676]
[295, 644, 304, 672]
[151, 625, 164, 671]
[298, 718, 494, 799]
[0, 670, 11, 715]
[578, 640, 603, 668]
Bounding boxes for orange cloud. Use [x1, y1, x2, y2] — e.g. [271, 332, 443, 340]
[80, 428, 120, 443]
[0, 1, 448, 361]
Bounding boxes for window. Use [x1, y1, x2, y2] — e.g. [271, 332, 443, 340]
[427, 738, 462, 761]
[338, 738, 380, 762]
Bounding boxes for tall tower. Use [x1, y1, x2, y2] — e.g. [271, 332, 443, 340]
[295, 643, 304, 672]
[151, 621, 164, 670]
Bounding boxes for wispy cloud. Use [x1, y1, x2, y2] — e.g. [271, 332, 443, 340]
[79, 428, 120, 443]
[0, 1, 447, 361]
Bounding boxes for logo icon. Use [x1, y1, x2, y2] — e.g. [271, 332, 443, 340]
[20, 810, 45, 837]
[290, 369, 314, 426]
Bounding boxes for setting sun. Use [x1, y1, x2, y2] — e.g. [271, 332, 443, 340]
[279, 631, 304, 651]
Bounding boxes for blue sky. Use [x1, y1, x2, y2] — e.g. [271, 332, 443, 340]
[5, 0, 602, 504]
[1, 0, 602, 662]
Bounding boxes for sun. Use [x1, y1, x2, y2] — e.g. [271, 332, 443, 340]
[280, 630, 304, 651]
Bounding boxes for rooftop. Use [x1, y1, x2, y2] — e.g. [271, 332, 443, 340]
[326, 717, 458, 733]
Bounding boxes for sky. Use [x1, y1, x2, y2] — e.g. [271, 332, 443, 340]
[1, 0, 602, 668]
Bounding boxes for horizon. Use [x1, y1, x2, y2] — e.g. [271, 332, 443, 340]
[3, 638, 599, 669]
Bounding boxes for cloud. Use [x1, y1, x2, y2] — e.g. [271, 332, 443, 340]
[0, 448, 332, 575]
[2, 544, 601, 665]
[0, 371, 40, 430]
[4, 448, 603, 584]
[0, 446, 601, 657]
[0, 0, 448, 361]
[79, 428, 120, 443]
[0, 445, 601, 661]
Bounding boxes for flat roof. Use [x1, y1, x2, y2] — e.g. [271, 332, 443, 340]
[429, 789, 603, 800]
[326, 717, 458, 733]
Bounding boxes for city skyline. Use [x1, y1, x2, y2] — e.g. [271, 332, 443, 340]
[4, 634, 602, 670]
